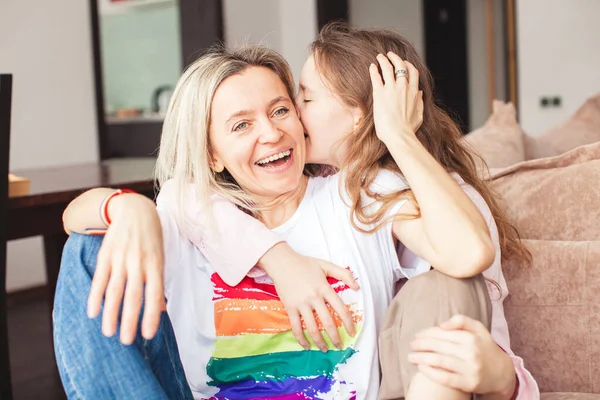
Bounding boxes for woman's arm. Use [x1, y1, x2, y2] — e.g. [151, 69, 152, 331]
[63, 185, 358, 351]
[370, 53, 494, 278]
[63, 188, 165, 345]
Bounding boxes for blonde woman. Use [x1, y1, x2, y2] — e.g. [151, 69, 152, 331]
[55, 25, 536, 398]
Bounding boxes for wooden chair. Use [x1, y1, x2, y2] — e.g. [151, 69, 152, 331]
[0, 74, 14, 399]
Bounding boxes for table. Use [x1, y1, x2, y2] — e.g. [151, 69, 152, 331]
[7, 158, 156, 292]
[2, 157, 156, 399]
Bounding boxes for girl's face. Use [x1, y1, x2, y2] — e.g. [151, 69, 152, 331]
[296, 55, 362, 166]
[209, 66, 306, 200]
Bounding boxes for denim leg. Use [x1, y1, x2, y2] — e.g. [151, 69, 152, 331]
[52, 233, 193, 400]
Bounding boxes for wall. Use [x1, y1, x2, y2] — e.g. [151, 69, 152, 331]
[349, 0, 506, 131]
[350, 0, 424, 56]
[0, 0, 98, 291]
[516, 0, 600, 135]
[222, 0, 317, 80]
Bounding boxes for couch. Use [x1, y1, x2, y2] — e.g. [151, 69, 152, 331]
[463, 94, 600, 399]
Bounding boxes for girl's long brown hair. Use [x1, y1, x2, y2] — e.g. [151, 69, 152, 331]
[311, 22, 530, 265]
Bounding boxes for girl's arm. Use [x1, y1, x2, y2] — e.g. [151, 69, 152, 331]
[402, 185, 539, 399]
[370, 53, 495, 278]
[157, 181, 358, 351]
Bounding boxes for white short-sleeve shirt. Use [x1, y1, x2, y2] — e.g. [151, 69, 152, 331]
[160, 171, 430, 400]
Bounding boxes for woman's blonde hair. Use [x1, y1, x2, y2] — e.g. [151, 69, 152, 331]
[311, 22, 531, 265]
[154, 44, 301, 224]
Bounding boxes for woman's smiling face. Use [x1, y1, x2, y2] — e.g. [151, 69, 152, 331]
[209, 66, 307, 199]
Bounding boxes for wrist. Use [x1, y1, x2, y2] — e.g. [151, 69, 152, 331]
[256, 242, 292, 275]
[497, 374, 518, 400]
[380, 129, 422, 151]
[491, 351, 518, 400]
[106, 192, 151, 223]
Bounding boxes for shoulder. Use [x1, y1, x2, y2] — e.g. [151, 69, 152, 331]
[454, 176, 494, 225]
[369, 169, 410, 196]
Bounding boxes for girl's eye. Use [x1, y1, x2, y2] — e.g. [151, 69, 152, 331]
[233, 122, 248, 132]
[274, 107, 289, 117]
[303, 99, 312, 103]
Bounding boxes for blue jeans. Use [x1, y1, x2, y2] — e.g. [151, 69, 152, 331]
[52, 233, 193, 400]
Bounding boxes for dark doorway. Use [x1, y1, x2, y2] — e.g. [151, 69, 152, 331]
[423, 0, 470, 133]
[316, 0, 349, 30]
[89, 0, 223, 160]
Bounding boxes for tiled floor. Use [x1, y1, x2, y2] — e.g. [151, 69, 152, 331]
[7, 298, 66, 400]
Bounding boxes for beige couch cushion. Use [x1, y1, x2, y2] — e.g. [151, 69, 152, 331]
[525, 93, 600, 160]
[541, 394, 600, 400]
[463, 100, 526, 169]
[490, 141, 600, 241]
[503, 240, 600, 394]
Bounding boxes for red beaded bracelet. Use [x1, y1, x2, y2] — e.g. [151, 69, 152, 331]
[100, 188, 136, 227]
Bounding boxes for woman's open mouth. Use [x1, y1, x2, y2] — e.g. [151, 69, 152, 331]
[255, 148, 293, 169]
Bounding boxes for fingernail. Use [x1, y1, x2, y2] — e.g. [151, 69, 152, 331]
[320, 346, 328, 353]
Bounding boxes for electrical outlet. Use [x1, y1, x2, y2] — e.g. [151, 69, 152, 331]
[540, 96, 562, 108]
[552, 96, 562, 107]
[540, 97, 550, 108]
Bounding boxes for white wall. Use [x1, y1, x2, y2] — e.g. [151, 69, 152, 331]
[222, 0, 317, 80]
[516, 0, 600, 135]
[0, 0, 98, 291]
[349, 0, 505, 131]
[350, 0, 424, 56]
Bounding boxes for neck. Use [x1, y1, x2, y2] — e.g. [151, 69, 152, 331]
[254, 175, 309, 229]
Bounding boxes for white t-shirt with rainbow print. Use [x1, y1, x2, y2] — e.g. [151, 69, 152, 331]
[160, 171, 429, 400]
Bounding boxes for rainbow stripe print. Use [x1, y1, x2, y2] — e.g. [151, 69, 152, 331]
[206, 272, 364, 399]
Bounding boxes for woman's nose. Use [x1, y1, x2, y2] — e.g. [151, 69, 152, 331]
[257, 122, 283, 144]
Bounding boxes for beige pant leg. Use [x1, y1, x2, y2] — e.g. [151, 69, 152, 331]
[378, 270, 492, 400]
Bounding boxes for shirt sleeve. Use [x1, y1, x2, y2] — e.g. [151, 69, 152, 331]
[155, 206, 182, 300]
[156, 180, 283, 286]
[508, 351, 540, 400]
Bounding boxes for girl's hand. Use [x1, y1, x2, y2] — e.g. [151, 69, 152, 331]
[86, 193, 166, 346]
[261, 244, 360, 352]
[369, 52, 424, 144]
[408, 315, 517, 398]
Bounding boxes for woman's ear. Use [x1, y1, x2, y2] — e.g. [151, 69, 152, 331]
[210, 155, 225, 173]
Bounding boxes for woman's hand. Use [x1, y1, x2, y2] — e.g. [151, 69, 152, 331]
[408, 315, 517, 398]
[369, 52, 424, 143]
[86, 193, 166, 346]
[260, 243, 360, 352]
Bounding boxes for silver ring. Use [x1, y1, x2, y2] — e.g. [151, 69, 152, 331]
[395, 69, 409, 79]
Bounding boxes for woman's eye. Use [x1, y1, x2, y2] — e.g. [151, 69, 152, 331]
[303, 99, 312, 103]
[274, 107, 289, 116]
[233, 122, 248, 132]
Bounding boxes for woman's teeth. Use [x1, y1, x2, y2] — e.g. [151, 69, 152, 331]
[256, 150, 291, 165]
